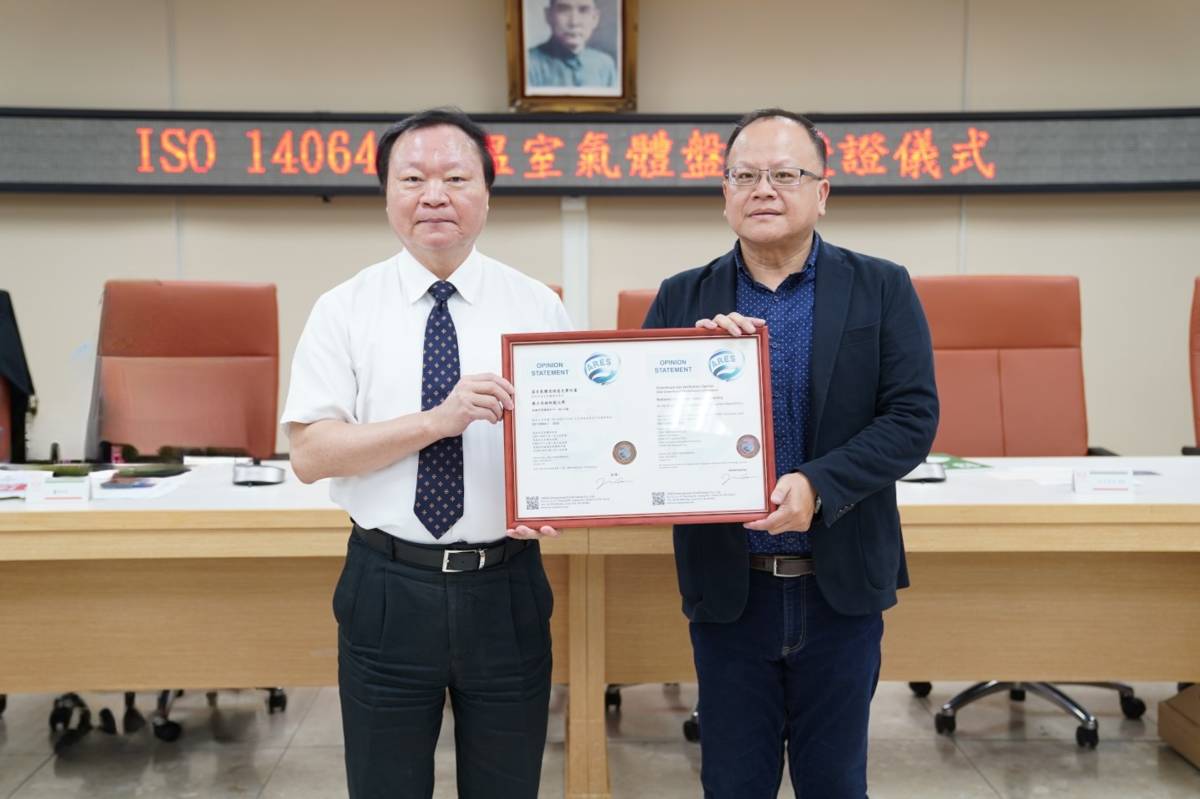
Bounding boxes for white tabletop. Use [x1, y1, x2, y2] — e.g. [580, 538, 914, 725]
[896, 456, 1200, 506]
[0, 460, 337, 514]
[3, 456, 1198, 517]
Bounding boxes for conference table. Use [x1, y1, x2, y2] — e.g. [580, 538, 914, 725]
[2, 456, 1198, 799]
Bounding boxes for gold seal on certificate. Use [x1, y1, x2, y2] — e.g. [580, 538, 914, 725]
[502, 328, 777, 528]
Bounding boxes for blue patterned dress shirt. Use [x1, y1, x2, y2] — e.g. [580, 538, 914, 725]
[735, 232, 820, 555]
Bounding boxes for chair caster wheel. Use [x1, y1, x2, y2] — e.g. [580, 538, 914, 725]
[0, 694, 7, 717]
[153, 719, 182, 742]
[682, 717, 700, 742]
[1009, 688, 1026, 702]
[49, 693, 85, 732]
[935, 713, 956, 735]
[97, 708, 118, 735]
[49, 706, 71, 731]
[908, 682, 932, 698]
[604, 686, 621, 711]
[267, 689, 287, 714]
[54, 726, 90, 754]
[1120, 695, 1146, 720]
[1076, 725, 1099, 748]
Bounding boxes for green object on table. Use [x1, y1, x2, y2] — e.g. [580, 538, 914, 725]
[926, 453, 990, 470]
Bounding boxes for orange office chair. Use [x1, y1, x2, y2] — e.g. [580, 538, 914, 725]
[547, 283, 563, 300]
[85, 280, 278, 461]
[911, 275, 1143, 748]
[616, 289, 657, 330]
[59, 280, 285, 750]
[1187, 278, 1200, 454]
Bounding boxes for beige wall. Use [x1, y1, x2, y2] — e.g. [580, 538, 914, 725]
[1, 0, 1198, 457]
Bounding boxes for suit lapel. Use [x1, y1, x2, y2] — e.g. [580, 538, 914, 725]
[808, 245, 852, 454]
[696, 250, 739, 322]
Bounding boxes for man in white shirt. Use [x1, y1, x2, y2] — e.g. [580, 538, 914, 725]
[282, 108, 570, 799]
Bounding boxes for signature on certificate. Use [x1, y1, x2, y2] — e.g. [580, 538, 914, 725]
[596, 475, 632, 490]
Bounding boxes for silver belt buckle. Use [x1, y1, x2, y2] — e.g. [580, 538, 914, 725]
[442, 548, 487, 573]
[772, 557, 807, 578]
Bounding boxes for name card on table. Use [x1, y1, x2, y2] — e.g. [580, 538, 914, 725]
[26, 475, 91, 504]
[1072, 469, 1135, 494]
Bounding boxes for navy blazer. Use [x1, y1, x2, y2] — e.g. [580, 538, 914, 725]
[643, 241, 939, 620]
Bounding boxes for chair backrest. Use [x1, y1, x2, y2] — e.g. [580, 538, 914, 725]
[1191, 277, 1200, 446]
[616, 289, 657, 330]
[913, 275, 1088, 457]
[86, 280, 279, 460]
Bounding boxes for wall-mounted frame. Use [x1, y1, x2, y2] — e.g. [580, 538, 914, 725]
[507, 0, 637, 112]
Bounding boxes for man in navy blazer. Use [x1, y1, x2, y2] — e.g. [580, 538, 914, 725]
[643, 109, 938, 798]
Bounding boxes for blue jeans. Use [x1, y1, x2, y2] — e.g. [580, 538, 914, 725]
[690, 570, 883, 798]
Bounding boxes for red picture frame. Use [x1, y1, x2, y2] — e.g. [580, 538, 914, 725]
[502, 327, 776, 528]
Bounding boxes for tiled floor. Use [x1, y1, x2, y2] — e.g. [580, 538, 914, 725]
[1, 682, 1196, 797]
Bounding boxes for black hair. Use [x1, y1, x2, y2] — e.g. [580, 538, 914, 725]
[725, 108, 828, 174]
[374, 107, 495, 190]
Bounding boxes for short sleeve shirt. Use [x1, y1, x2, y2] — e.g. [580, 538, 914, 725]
[281, 248, 572, 544]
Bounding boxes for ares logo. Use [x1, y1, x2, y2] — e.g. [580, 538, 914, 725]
[708, 349, 744, 381]
[584, 352, 620, 384]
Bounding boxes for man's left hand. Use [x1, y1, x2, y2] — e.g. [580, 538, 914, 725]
[507, 525, 563, 540]
[743, 472, 817, 535]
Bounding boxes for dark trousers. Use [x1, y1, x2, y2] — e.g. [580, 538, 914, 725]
[690, 570, 883, 799]
[335, 534, 553, 799]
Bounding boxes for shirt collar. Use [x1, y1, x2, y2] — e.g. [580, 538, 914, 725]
[735, 231, 821, 288]
[397, 247, 482, 306]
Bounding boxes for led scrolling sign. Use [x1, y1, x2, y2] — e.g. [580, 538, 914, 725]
[1, 109, 1197, 195]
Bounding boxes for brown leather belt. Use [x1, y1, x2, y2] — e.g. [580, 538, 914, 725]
[749, 555, 816, 578]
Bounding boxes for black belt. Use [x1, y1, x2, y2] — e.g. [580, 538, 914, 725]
[352, 524, 532, 573]
[749, 554, 815, 578]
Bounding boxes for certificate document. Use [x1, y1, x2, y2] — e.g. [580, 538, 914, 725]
[502, 328, 776, 528]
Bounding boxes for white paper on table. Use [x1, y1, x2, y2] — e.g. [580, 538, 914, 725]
[0, 469, 52, 499]
[983, 467, 1075, 486]
[183, 455, 240, 466]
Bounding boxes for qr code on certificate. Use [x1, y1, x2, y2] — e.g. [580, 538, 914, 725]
[652, 492, 665, 506]
[525, 496, 539, 511]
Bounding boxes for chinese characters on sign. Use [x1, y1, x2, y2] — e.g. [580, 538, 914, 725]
[496, 126, 993, 185]
[129, 124, 996, 186]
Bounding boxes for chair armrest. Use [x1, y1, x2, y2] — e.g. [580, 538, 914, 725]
[1183, 446, 1200, 456]
[1087, 446, 1119, 456]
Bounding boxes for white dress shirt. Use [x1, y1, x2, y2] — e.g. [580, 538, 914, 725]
[281, 248, 572, 544]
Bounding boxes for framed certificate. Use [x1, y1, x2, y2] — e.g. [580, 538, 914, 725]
[502, 327, 776, 528]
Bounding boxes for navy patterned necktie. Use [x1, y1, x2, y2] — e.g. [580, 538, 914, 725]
[413, 280, 464, 539]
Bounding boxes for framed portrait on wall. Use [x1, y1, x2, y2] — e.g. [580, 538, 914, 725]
[507, 0, 637, 112]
